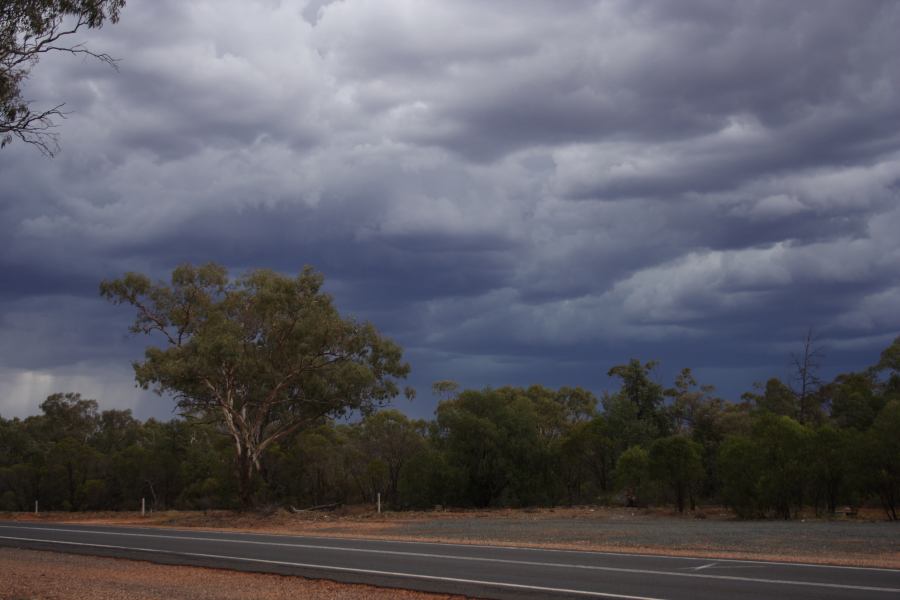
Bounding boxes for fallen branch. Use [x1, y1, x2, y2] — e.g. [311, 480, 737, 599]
[290, 502, 342, 513]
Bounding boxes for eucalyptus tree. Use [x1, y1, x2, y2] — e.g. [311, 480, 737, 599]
[101, 263, 410, 508]
[743, 378, 796, 418]
[354, 410, 425, 508]
[863, 401, 900, 520]
[607, 359, 665, 422]
[876, 336, 900, 402]
[435, 387, 547, 507]
[718, 415, 810, 519]
[1, 0, 125, 154]
[665, 368, 727, 497]
[826, 371, 883, 430]
[876, 335, 900, 374]
[606, 359, 671, 442]
[648, 435, 704, 513]
[614, 445, 650, 507]
[789, 328, 826, 424]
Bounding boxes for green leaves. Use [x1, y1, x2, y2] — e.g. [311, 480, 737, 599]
[1, 0, 126, 154]
[614, 446, 650, 506]
[101, 262, 409, 507]
[877, 336, 900, 374]
[648, 435, 704, 513]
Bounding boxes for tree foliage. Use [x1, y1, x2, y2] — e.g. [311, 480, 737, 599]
[1, 0, 125, 154]
[862, 401, 900, 520]
[614, 446, 650, 507]
[607, 359, 665, 424]
[101, 263, 410, 507]
[648, 435, 704, 513]
[4, 292, 899, 519]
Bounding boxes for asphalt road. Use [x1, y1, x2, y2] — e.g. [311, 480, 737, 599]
[0, 522, 898, 599]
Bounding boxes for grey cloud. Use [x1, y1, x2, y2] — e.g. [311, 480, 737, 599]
[2, 0, 900, 419]
[554, 112, 900, 202]
[0, 295, 138, 370]
[366, 1, 900, 162]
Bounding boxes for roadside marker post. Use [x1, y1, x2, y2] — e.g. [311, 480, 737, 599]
[141, 497, 145, 516]
[377, 493, 381, 514]
[34, 500, 38, 515]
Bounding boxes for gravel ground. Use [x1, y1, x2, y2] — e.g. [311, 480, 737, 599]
[262, 507, 900, 568]
[0, 548, 468, 600]
[381, 514, 900, 565]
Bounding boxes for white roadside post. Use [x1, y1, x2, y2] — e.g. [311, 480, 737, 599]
[377, 492, 381, 514]
[141, 497, 145, 516]
[34, 500, 38, 515]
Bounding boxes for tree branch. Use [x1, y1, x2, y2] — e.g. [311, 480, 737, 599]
[2, 2, 125, 154]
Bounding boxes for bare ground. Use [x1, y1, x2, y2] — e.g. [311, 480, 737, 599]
[0, 547, 468, 600]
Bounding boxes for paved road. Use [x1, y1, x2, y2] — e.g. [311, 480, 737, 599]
[1, 522, 898, 599]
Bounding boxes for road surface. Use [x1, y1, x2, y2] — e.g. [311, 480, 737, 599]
[0, 522, 898, 599]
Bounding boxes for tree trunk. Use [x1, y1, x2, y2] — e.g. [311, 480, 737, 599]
[388, 463, 402, 508]
[236, 450, 256, 510]
[146, 480, 158, 510]
[66, 462, 77, 511]
[880, 487, 898, 521]
[675, 483, 685, 513]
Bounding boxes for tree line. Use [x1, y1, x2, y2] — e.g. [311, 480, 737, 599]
[1, 264, 898, 519]
[2, 344, 898, 519]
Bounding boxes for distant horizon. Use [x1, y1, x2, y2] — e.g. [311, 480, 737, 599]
[1, 332, 890, 423]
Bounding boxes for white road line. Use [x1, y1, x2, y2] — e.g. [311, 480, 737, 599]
[693, 563, 717, 571]
[0, 535, 664, 600]
[269, 534, 900, 573]
[1, 529, 898, 594]
[4, 522, 892, 573]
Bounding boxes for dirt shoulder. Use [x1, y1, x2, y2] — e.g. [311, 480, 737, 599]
[0, 547, 467, 600]
[2, 506, 898, 569]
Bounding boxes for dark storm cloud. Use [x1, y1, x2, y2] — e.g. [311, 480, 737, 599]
[2, 0, 900, 418]
[388, 1, 900, 162]
[112, 201, 520, 308]
[556, 113, 900, 202]
[0, 262, 97, 298]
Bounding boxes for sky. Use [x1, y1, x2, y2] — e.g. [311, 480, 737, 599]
[2, 0, 899, 421]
